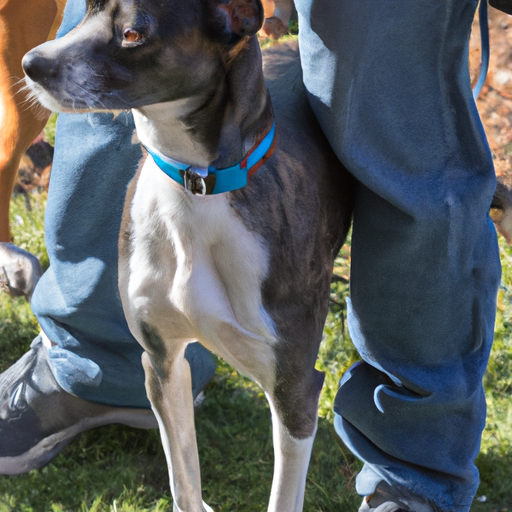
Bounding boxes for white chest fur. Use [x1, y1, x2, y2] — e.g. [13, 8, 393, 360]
[120, 157, 278, 388]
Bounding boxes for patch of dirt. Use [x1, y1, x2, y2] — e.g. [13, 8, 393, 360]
[15, 135, 53, 194]
[472, 7, 512, 187]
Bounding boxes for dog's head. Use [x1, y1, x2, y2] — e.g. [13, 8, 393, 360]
[23, 0, 264, 112]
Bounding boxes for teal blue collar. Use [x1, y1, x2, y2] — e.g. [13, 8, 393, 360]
[144, 122, 276, 195]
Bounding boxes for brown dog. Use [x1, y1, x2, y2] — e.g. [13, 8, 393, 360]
[0, 0, 64, 242]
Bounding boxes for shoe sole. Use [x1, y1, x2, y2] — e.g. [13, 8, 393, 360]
[0, 408, 157, 475]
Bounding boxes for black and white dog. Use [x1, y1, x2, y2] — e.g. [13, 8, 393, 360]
[23, 0, 354, 509]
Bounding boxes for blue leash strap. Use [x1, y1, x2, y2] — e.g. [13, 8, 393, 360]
[473, 0, 490, 100]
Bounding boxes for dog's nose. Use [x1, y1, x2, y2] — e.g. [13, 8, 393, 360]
[22, 51, 59, 84]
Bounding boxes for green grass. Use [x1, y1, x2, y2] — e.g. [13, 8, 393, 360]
[43, 113, 58, 148]
[1, 193, 512, 511]
[475, 239, 512, 511]
[10, 192, 48, 269]
[0, 193, 47, 372]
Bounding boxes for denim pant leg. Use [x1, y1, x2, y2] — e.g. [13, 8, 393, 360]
[30, 0, 216, 408]
[295, 0, 500, 510]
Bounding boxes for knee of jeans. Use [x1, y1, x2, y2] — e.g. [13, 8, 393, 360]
[336, 360, 487, 430]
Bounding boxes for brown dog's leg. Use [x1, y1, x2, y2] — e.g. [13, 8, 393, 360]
[0, 0, 63, 241]
[259, 0, 293, 39]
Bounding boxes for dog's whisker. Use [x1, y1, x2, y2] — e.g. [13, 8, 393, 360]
[20, 102, 51, 121]
[67, 80, 110, 110]
[19, 95, 40, 110]
[8, 76, 27, 92]
[19, 90, 42, 108]
[17, 82, 52, 120]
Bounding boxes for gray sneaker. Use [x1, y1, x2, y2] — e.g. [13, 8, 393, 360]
[358, 482, 436, 512]
[359, 497, 408, 512]
[0, 337, 157, 475]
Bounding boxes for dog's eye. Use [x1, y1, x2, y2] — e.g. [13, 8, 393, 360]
[123, 28, 143, 44]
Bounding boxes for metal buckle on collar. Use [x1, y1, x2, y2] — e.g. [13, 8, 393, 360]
[183, 169, 206, 195]
[181, 168, 217, 195]
[146, 120, 275, 195]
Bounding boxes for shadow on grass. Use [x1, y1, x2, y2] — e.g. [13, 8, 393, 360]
[474, 450, 512, 512]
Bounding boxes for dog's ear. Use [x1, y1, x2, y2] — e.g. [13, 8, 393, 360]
[210, 0, 264, 43]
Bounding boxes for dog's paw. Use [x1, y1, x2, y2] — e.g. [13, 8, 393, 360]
[0, 243, 43, 301]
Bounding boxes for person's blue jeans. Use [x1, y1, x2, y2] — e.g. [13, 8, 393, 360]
[295, 0, 501, 510]
[30, 0, 216, 408]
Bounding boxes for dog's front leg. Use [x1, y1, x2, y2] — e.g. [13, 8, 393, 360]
[264, 393, 318, 512]
[141, 342, 212, 512]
